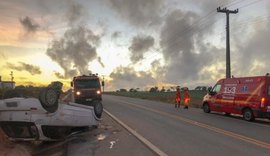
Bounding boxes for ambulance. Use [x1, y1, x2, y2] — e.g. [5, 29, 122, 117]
[202, 74, 270, 121]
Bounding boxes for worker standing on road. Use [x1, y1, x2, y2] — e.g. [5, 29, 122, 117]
[175, 86, 181, 109]
[184, 87, 190, 109]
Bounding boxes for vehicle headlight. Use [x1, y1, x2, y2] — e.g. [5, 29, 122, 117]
[96, 90, 101, 94]
[76, 91, 81, 95]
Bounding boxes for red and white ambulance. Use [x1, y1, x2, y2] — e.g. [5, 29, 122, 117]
[202, 75, 270, 121]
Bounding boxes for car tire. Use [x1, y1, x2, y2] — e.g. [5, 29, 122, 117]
[243, 108, 254, 121]
[93, 101, 103, 119]
[39, 88, 59, 113]
[203, 103, 211, 113]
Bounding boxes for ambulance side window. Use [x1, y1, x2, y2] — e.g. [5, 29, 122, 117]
[268, 85, 270, 95]
[212, 84, 221, 93]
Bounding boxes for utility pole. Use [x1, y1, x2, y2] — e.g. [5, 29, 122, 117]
[10, 71, 14, 82]
[217, 7, 238, 78]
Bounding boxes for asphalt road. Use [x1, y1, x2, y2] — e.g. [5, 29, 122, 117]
[1, 94, 270, 156]
[0, 112, 154, 156]
[103, 95, 270, 156]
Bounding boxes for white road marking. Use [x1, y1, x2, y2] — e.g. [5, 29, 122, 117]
[104, 109, 168, 156]
[110, 141, 116, 149]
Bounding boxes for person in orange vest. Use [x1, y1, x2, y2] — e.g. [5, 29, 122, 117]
[175, 86, 181, 108]
[184, 87, 190, 109]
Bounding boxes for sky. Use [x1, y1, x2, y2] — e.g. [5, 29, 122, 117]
[0, 0, 270, 91]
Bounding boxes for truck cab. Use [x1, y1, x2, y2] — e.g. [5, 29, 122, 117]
[71, 74, 102, 106]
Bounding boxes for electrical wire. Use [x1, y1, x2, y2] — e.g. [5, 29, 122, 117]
[238, 0, 266, 9]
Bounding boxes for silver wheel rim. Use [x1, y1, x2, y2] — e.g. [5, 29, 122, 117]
[245, 111, 251, 120]
[95, 103, 102, 114]
[46, 90, 57, 106]
[204, 105, 209, 112]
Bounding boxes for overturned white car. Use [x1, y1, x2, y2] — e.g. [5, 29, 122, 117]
[0, 82, 103, 141]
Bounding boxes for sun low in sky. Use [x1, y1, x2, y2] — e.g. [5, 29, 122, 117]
[0, 0, 269, 91]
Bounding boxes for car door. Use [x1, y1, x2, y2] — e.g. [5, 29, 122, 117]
[209, 84, 222, 112]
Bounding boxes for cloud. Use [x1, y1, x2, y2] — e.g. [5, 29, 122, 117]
[54, 71, 66, 79]
[159, 9, 225, 84]
[66, 2, 86, 26]
[234, 22, 270, 76]
[0, 45, 42, 57]
[47, 26, 101, 79]
[46, 2, 104, 79]
[150, 59, 166, 79]
[19, 16, 40, 34]
[6, 62, 42, 75]
[111, 31, 121, 39]
[157, 0, 269, 87]
[98, 57, 105, 68]
[129, 35, 154, 63]
[108, 0, 163, 27]
[0, 52, 7, 60]
[109, 66, 156, 90]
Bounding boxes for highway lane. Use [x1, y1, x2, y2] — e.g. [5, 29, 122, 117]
[103, 95, 270, 156]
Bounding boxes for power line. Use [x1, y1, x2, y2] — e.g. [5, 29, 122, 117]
[238, 0, 266, 9]
[224, 0, 246, 8]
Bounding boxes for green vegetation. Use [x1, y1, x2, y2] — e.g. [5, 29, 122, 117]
[105, 90, 207, 108]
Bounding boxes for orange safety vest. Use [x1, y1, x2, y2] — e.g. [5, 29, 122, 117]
[184, 90, 190, 106]
[175, 90, 181, 103]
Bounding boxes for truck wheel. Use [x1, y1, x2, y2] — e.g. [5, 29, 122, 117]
[203, 103, 211, 113]
[93, 101, 103, 119]
[39, 88, 59, 113]
[243, 109, 254, 121]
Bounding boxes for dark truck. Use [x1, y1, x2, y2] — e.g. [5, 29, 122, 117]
[71, 74, 103, 118]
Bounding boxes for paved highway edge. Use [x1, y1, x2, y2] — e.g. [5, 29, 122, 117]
[104, 109, 168, 156]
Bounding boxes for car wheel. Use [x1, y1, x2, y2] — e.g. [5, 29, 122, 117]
[39, 88, 59, 113]
[243, 109, 254, 121]
[93, 101, 103, 119]
[203, 103, 211, 113]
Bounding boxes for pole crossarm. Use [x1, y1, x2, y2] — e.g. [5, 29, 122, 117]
[217, 7, 239, 14]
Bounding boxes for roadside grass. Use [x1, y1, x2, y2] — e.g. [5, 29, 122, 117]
[104, 90, 207, 108]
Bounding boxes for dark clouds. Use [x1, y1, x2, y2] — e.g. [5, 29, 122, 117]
[160, 10, 198, 61]
[108, 0, 163, 27]
[235, 23, 270, 75]
[159, 9, 224, 84]
[109, 66, 156, 90]
[150, 59, 166, 79]
[6, 62, 42, 75]
[156, 0, 269, 86]
[129, 35, 154, 63]
[19, 16, 40, 34]
[54, 71, 65, 79]
[46, 2, 103, 79]
[66, 2, 85, 26]
[47, 26, 100, 79]
[98, 56, 105, 68]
